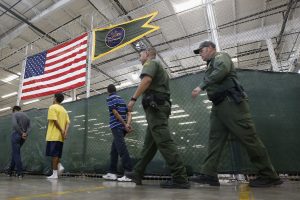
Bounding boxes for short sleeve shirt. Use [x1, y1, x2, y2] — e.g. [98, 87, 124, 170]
[106, 93, 128, 129]
[46, 104, 70, 142]
[140, 59, 170, 94]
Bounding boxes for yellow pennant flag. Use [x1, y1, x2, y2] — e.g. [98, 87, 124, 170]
[92, 11, 160, 61]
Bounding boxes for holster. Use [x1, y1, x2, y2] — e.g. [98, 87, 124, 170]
[209, 91, 227, 106]
[209, 79, 247, 106]
[142, 92, 171, 111]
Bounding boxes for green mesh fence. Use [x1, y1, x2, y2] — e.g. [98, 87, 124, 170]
[0, 70, 300, 175]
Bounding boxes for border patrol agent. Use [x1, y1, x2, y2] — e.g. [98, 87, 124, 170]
[126, 47, 190, 189]
[190, 41, 282, 187]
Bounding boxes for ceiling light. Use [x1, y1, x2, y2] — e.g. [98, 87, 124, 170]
[0, 107, 11, 112]
[74, 115, 85, 118]
[1, 74, 19, 83]
[132, 115, 145, 119]
[179, 121, 197, 125]
[63, 97, 73, 103]
[131, 73, 139, 81]
[170, 114, 189, 119]
[171, 104, 179, 108]
[203, 100, 211, 104]
[232, 58, 238, 62]
[173, 0, 202, 13]
[1, 92, 17, 98]
[23, 99, 40, 105]
[116, 81, 132, 89]
[171, 110, 185, 114]
[192, 144, 205, 148]
[135, 120, 147, 123]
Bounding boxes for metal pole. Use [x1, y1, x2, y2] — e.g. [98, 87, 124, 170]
[71, 89, 76, 101]
[204, 0, 221, 51]
[16, 45, 28, 106]
[289, 42, 300, 72]
[266, 38, 280, 71]
[86, 15, 94, 98]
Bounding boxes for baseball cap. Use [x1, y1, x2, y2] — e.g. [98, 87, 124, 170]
[193, 41, 216, 54]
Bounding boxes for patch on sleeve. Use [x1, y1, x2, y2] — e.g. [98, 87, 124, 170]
[144, 61, 150, 67]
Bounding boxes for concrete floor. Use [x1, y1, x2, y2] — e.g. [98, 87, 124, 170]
[1, 175, 299, 200]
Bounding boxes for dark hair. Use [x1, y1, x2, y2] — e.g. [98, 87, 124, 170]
[12, 106, 21, 112]
[107, 84, 116, 93]
[54, 93, 64, 103]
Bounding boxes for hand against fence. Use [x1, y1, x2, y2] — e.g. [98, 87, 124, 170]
[192, 86, 202, 99]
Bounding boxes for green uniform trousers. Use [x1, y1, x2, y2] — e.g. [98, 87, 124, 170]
[201, 97, 279, 179]
[134, 102, 188, 183]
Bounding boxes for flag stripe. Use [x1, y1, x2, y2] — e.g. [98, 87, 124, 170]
[21, 33, 88, 100]
[23, 64, 86, 86]
[46, 43, 87, 65]
[47, 33, 88, 56]
[22, 72, 86, 93]
[45, 58, 86, 75]
[21, 82, 85, 100]
[45, 51, 87, 71]
[22, 77, 86, 96]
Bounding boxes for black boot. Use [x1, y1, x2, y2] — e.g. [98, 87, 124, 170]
[249, 177, 283, 187]
[125, 171, 142, 185]
[160, 179, 191, 189]
[189, 174, 220, 186]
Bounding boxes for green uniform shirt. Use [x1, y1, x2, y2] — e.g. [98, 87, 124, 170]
[199, 52, 239, 99]
[140, 59, 170, 95]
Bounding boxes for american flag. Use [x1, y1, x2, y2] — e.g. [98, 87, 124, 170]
[21, 33, 88, 100]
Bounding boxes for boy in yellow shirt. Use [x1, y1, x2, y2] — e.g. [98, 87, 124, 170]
[46, 93, 70, 179]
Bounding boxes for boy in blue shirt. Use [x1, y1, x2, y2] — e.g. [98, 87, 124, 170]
[103, 84, 133, 181]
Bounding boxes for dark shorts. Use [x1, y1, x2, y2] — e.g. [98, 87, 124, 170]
[46, 141, 64, 158]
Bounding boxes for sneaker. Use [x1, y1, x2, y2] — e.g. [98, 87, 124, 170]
[189, 174, 220, 186]
[102, 173, 117, 181]
[249, 177, 283, 187]
[47, 174, 58, 179]
[160, 180, 191, 189]
[125, 171, 142, 185]
[5, 170, 13, 177]
[58, 163, 64, 175]
[16, 174, 24, 179]
[117, 175, 132, 182]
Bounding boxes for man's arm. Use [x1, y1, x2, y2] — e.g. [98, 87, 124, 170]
[112, 109, 126, 126]
[63, 123, 70, 139]
[200, 54, 232, 90]
[22, 117, 31, 139]
[128, 75, 152, 111]
[27, 118, 31, 134]
[126, 111, 132, 126]
[12, 114, 23, 134]
[51, 120, 64, 135]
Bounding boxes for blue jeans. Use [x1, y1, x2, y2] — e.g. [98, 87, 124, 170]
[9, 131, 25, 175]
[109, 128, 132, 173]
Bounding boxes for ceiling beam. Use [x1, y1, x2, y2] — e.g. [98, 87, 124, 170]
[0, 2, 59, 44]
[0, 0, 73, 49]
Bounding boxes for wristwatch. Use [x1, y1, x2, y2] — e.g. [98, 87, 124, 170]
[131, 97, 137, 101]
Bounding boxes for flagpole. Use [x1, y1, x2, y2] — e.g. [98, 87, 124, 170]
[86, 31, 92, 98]
[16, 45, 28, 106]
[86, 15, 94, 98]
